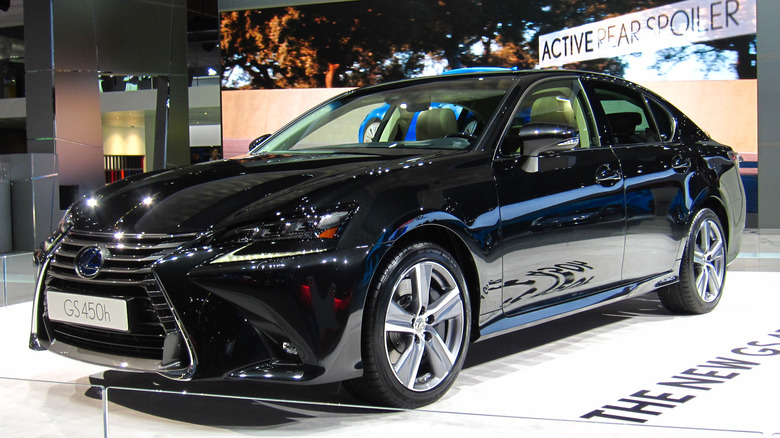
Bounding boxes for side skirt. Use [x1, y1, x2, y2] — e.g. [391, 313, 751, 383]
[477, 271, 674, 342]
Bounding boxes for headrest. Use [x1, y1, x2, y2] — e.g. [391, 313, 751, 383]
[607, 112, 642, 134]
[415, 108, 458, 140]
[530, 95, 575, 126]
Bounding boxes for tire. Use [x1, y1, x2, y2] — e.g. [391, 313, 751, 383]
[345, 242, 471, 408]
[659, 208, 727, 314]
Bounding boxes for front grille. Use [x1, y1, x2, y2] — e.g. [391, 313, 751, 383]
[42, 230, 199, 362]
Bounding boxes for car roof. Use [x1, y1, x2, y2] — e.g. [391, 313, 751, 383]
[424, 69, 667, 103]
[351, 69, 643, 92]
[332, 69, 679, 126]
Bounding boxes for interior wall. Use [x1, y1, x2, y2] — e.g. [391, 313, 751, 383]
[103, 126, 146, 156]
[189, 124, 222, 147]
[640, 80, 757, 154]
[220, 88, 346, 157]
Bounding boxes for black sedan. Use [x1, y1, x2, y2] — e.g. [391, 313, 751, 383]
[30, 70, 746, 408]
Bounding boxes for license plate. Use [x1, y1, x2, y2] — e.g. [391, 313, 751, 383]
[47, 291, 129, 332]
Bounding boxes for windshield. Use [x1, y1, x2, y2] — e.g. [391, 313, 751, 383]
[253, 76, 517, 153]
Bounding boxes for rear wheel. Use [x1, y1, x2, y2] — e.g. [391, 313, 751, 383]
[659, 208, 727, 314]
[345, 242, 471, 408]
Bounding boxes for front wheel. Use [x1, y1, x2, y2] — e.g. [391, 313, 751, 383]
[659, 208, 727, 314]
[345, 242, 471, 408]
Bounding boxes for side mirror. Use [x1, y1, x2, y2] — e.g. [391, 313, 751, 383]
[501, 123, 580, 173]
[249, 134, 272, 151]
[515, 123, 579, 157]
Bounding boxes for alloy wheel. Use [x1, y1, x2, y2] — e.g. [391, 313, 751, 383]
[383, 260, 465, 392]
[692, 218, 726, 303]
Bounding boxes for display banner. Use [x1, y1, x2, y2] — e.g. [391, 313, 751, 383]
[538, 0, 756, 67]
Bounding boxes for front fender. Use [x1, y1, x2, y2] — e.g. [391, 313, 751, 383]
[359, 209, 503, 326]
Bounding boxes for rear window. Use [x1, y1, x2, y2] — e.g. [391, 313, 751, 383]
[591, 84, 661, 145]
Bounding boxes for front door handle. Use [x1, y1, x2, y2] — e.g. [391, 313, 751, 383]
[672, 155, 692, 172]
[595, 164, 622, 186]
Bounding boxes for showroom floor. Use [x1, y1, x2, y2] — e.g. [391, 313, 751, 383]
[1, 229, 779, 437]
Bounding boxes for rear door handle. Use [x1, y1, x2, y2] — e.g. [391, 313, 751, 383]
[595, 164, 622, 186]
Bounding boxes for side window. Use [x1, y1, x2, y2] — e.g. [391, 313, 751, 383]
[501, 78, 598, 154]
[647, 98, 676, 142]
[591, 84, 660, 145]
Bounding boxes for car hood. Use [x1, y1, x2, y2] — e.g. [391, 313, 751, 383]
[68, 150, 455, 235]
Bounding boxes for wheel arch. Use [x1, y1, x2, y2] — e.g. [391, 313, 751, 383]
[670, 191, 730, 267]
[693, 194, 730, 253]
[346, 222, 479, 407]
[661, 200, 729, 314]
[374, 223, 482, 341]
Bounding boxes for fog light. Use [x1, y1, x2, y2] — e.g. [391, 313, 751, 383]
[282, 342, 299, 356]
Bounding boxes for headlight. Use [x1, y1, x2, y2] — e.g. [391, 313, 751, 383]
[210, 205, 357, 264]
[231, 208, 355, 242]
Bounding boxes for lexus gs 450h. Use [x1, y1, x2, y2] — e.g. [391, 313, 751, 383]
[31, 70, 745, 408]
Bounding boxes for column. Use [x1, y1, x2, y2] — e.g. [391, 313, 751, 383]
[757, 1, 780, 228]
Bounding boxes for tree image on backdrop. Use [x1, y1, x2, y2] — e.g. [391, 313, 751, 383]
[220, 0, 756, 89]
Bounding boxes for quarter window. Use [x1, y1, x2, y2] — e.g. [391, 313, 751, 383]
[647, 98, 676, 142]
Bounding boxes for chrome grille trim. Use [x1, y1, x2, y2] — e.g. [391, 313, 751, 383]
[38, 230, 202, 379]
[47, 270, 157, 285]
[48, 339, 168, 372]
[62, 238, 187, 251]
[29, 256, 52, 350]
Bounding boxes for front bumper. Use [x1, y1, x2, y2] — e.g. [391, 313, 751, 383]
[31, 230, 372, 385]
[30, 231, 200, 379]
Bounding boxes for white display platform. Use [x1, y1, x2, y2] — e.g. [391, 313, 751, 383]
[1, 271, 778, 437]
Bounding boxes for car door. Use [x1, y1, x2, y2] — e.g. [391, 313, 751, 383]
[583, 79, 694, 283]
[493, 77, 627, 317]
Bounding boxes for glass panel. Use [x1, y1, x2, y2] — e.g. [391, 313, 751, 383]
[3, 269, 779, 435]
[502, 78, 597, 154]
[0, 36, 25, 99]
[592, 85, 661, 145]
[258, 76, 515, 153]
[2, 253, 35, 306]
[1, 256, 4, 307]
[103, 384, 759, 437]
[0, 378, 105, 438]
[647, 98, 675, 142]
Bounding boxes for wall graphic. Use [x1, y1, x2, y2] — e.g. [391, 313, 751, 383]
[220, 0, 758, 223]
[539, 0, 756, 67]
[220, 0, 756, 89]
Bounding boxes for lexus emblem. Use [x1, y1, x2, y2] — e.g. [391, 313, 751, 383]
[75, 246, 104, 279]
